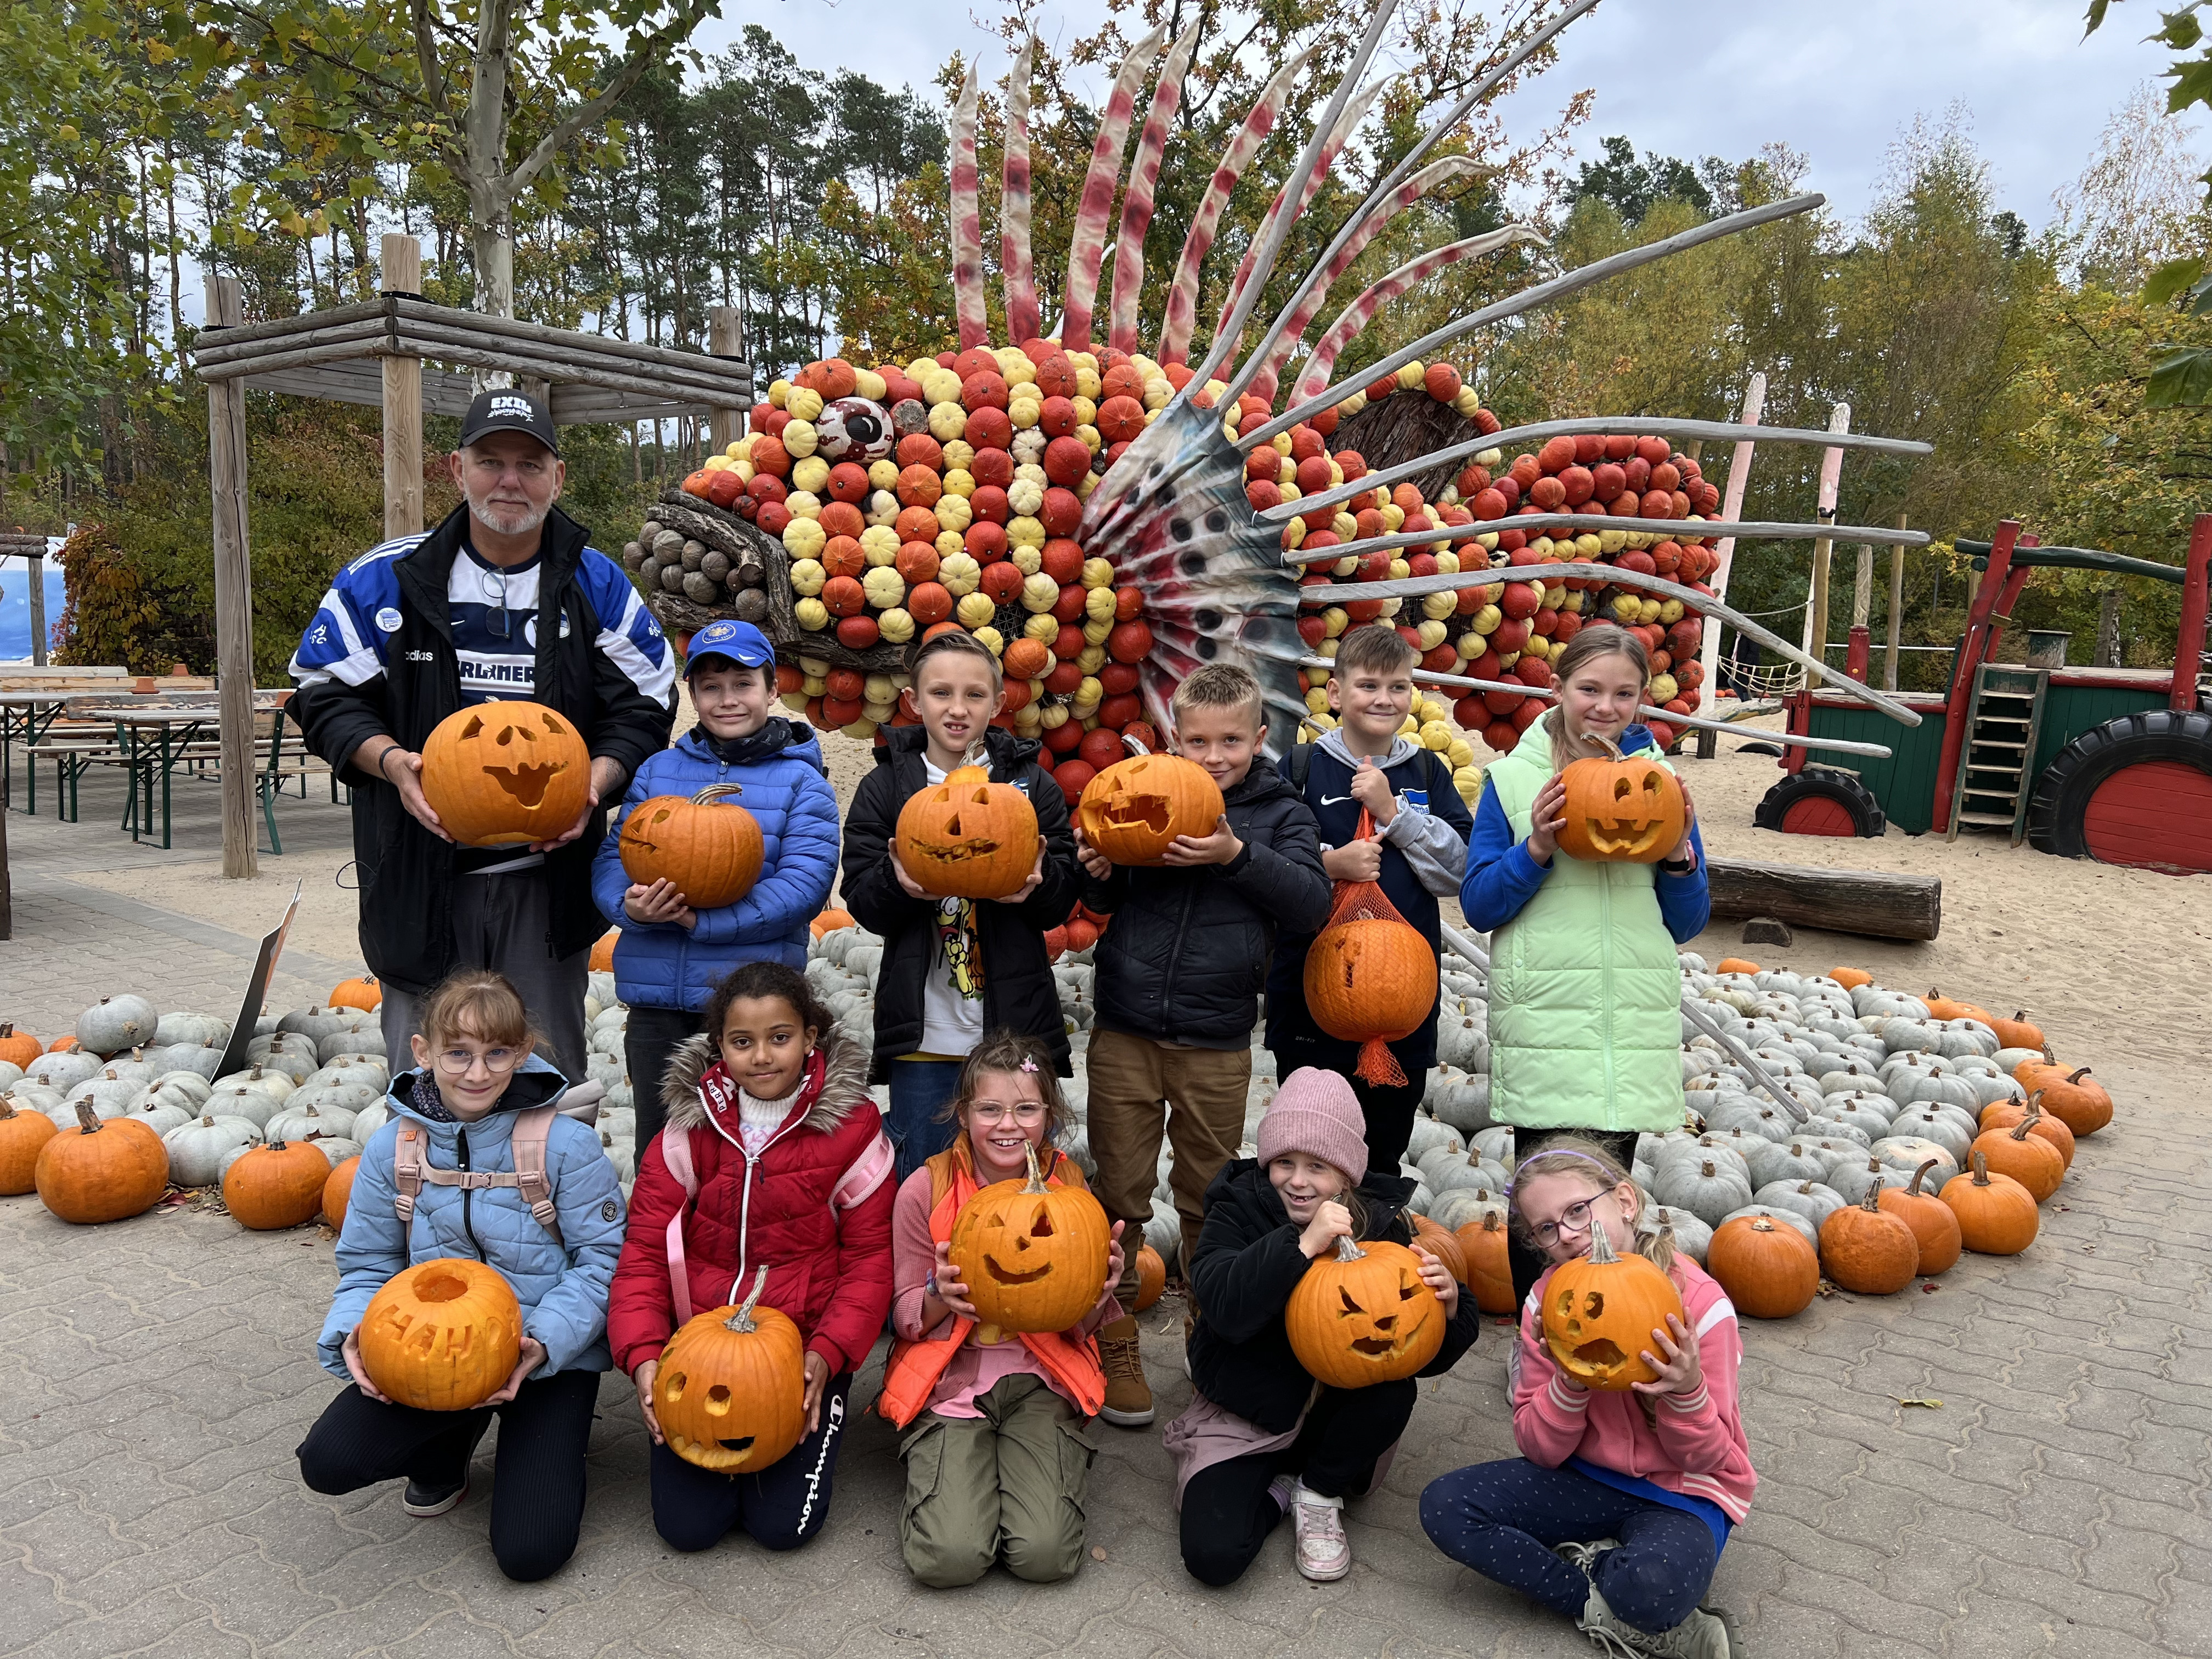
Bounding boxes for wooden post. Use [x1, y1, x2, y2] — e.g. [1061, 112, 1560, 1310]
[2096, 587, 2123, 667]
[1694, 373, 1765, 760]
[1801, 404, 1851, 670]
[206, 270, 257, 879]
[1852, 541, 1873, 629]
[1931, 520, 2019, 834]
[2172, 512, 2211, 712]
[380, 235, 424, 539]
[710, 306, 746, 452]
[25, 542, 46, 666]
[1884, 514, 1906, 692]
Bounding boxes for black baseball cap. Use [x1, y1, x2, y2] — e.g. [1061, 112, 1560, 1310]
[459, 389, 560, 455]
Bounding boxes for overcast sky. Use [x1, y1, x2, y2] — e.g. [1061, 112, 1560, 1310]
[693, 0, 2194, 228]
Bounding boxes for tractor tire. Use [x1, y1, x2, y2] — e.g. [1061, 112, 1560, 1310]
[1754, 768, 1886, 838]
[2027, 708, 2212, 872]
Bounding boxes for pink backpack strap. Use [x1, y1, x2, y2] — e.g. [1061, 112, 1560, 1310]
[831, 1130, 895, 1212]
[510, 1105, 565, 1248]
[392, 1124, 426, 1224]
[662, 1124, 698, 1326]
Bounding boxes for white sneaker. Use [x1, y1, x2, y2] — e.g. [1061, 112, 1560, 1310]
[1555, 1537, 1622, 1578]
[1578, 1584, 1733, 1659]
[1290, 1481, 1351, 1582]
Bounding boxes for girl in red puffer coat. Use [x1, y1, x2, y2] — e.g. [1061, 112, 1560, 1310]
[610, 960, 895, 1554]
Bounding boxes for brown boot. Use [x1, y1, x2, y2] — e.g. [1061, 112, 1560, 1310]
[1096, 1314, 1154, 1427]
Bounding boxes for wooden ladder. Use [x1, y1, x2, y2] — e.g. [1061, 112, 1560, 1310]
[1945, 664, 2047, 844]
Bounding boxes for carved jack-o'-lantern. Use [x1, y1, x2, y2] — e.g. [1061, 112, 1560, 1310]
[947, 1142, 1110, 1342]
[1286, 1237, 1446, 1389]
[619, 784, 766, 907]
[1540, 1215, 1686, 1390]
[1075, 754, 1224, 865]
[654, 1268, 809, 1472]
[894, 765, 1041, 899]
[1554, 735, 1686, 864]
[357, 1258, 523, 1409]
[420, 699, 594, 847]
[1302, 916, 1438, 1085]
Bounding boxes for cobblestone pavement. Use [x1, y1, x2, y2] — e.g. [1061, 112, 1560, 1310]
[5, 790, 2210, 1657]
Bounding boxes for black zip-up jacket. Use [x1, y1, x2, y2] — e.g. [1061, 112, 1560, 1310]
[839, 725, 1080, 1081]
[287, 504, 675, 993]
[1080, 764, 1329, 1048]
[1187, 1159, 1480, 1433]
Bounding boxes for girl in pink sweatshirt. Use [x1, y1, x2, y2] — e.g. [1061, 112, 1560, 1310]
[1420, 1141, 1753, 1659]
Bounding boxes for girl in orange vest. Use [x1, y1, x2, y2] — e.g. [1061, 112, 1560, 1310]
[876, 1029, 1127, 1587]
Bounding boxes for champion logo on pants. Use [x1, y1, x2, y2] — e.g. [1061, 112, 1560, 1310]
[795, 1393, 844, 1537]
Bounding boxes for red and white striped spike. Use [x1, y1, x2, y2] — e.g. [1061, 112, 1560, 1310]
[950, 62, 987, 349]
[1290, 225, 1544, 404]
[1000, 38, 1039, 345]
[1107, 20, 1201, 356]
[1057, 21, 1170, 353]
[1245, 155, 1480, 405]
[1210, 78, 1387, 366]
[1156, 44, 1317, 367]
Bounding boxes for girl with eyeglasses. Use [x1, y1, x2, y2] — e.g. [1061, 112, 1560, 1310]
[1420, 1139, 1752, 1659]
[875, 1029, 1126, 1588]
[608, 960, 896, 1557]
[299, 972, 628, 1582]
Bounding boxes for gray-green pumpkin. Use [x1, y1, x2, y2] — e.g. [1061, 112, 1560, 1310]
[75, 995, 160, 1055]
[164, 1114, 262, 1186]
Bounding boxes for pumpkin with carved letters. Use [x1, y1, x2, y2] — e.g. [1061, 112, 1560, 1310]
[420, 701, 593, 847]
[358, 1257, 523, 1409]
[894, 765, 1040, 899]
[1555, 735, 1685, 864]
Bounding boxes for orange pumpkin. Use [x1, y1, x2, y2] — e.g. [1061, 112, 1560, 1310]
[1987, 1009, 2044, 1050]
[1075, 754, 1225, 866]
[894, 765, 1042, 899]
[1978, 1093, 2075, 1169]
[590, 928, 619, 972]
[323, 1154, 362, 1232]
[328, 975, 382, 1012]
[809, 908, 857, 939]
[1922, 988, 1997, 1026]
[1303, 912, 1437, 1088]
[0, 1094, 60, 1194]
[1940, 1150, 2039, 1255]
[47, 1035, 80, 1053]
[2014, 1063, 2111, 1137]
[1455, 1210, 1517, 1316]
[420, 701, 594, 847]
[654, 1267, 810, 1472]
[1818, 1184, 1920, 1294]
[1554, 736, 1685, 864]
[0, 1022, 43, 1068]
[947, 1141, 1111, 1341]
[1289, 1237, 1447, 1389]
[224, 1138, 333, 1230]
[1411, 1214, 1468, 1286]
[1876, 1160, 1962, 1275]
[1539, 1219, 1685, 1390]
[1707, 1214, 1820, 1319]
[35, 1103, 169, 1224]
[358, 1258, 524, 1409]
[1970, 1104, 2064, 1202]
[1133, 1243, 1166, 1311]
[1714, 957, 1760, 975]
[1826, 967, 1872, 991]
[618, 785, 767, 907]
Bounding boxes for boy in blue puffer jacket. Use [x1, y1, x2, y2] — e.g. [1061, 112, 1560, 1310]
[591, 619, 839, 1144]
[299, 972, 627, 1583]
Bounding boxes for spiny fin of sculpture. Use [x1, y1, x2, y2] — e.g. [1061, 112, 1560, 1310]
[1108, 20, 1201, 355]
[1001, 38, 1038, 344]
[1058, 21, 1170, 353]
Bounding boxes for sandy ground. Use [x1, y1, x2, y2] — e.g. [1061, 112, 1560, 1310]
[61, 703, 2212, 1085]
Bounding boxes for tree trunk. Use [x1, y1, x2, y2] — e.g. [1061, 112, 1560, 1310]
[2096, 587, 2122, 668]
[466, 0, 517, 327]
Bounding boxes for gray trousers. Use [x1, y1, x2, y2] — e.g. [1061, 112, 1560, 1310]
[378, 868, 590, 1081]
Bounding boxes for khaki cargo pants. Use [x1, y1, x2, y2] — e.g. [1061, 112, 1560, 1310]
[899, 1372, 1094, 1587]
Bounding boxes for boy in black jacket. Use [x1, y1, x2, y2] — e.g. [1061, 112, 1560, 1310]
[1075, 663, 1330, 1427]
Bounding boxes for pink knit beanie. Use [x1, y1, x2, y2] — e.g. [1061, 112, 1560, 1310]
[1256, 1068, 1370, 1184]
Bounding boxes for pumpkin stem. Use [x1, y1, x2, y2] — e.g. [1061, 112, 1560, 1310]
[1971, 1150, 1991, 1187]
[692, 783, 745, 806]
[1022, 1138, 1049, 1194]
[1859, 1172, 1883, 1212]
[74, 1101, 99, 1135]
[0, 1097, 15, 1120]
[2066, 1067, 2092, 1086]
[1574, 729, 1626, 762]
[2010, 1103, 2041, 1143]
[723, 1265, 771, 1334]
[2040, 1043, 2056, 1065]
[1331, 1234, 1368, 1263]
[1907, 1159, 1937, 1198]
[1584, 1209, 1621, 1264]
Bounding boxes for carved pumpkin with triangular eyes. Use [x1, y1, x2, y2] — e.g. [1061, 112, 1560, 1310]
[1075, 754, 1223, 865]
[1555, 740, 1685, 864]
[420, 699, 594, 847]
[946, 1143, 1110, 1341]
[894, 765, 1041, 898]
[1286, 1237, 1446, 1389]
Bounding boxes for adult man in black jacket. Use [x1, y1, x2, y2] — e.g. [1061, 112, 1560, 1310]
[289, 392, 674, 1076]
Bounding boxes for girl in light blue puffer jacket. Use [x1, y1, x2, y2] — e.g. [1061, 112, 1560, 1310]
[298, 972, 627, 1583]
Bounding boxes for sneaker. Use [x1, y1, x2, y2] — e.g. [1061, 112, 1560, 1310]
[1578, 1585, 1733, 1659]
[402, 1476, 468, 1517]
[1289, 1481, 1351, 1582]
[1555, 1537, 1622, 1578]
[1096, 1315, 1155, 1427]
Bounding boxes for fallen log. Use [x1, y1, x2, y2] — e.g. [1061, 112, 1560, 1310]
[1705, 858, 1940, 942]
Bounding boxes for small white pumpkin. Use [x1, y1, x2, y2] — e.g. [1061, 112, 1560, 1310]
[76, 994, 160, 1055]
[165, 1114, 262, 1186]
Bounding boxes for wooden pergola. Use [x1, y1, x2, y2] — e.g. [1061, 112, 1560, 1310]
[189, 233, 753, 878]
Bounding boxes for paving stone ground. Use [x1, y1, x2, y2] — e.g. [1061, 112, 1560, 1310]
[3, 781, 2209, 1658]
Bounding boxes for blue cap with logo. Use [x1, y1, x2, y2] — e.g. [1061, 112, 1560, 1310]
[684, 618, 776, 677]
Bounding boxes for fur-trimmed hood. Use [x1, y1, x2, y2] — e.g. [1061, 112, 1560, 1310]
[660, 1031, 875, 1136]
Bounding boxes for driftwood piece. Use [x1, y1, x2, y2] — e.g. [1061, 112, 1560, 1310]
[1705, 857, 1940, 942]
[1330, 390, 1480, 504]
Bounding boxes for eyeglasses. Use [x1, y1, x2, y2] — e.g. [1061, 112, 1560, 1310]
[435, 1046, 522, 1075]
[968, 1101, 1048, 1126]
[1525, 1193, 1610, 1249]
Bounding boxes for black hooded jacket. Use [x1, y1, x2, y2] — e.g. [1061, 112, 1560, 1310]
[1187, 1159, 1480, 1434]
[1080, 763, 1329, 1048]
[839, 725, 1080, 1081]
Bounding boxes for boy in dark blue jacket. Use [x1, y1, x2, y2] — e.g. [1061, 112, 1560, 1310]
[1075, 663, 1330, 1428]
[591, 620, 837, 1144]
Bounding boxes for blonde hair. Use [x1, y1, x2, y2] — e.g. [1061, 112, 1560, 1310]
[1329, 622, 1418, 680]
[1509, 1135, 1677, 1280]
[416, 970, 537, 1054]
[1171, 663, 1263, 727]
[1545, 624, 1651, 775]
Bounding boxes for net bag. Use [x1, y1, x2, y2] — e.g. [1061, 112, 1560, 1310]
[1301, 808, 1440, 1087]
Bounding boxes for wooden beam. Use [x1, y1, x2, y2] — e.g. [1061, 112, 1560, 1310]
[710, 306, 746, 452]
[206, 270, 257, 879]
[239, 359, 477, 416]
[1696, 374, 1765, 759]
[1802, 403, 1850, 668]
[1706, 856, 1941, 941]
[1884, 514, 1905, 692]
[381, 235, 424, 540]
[25, 542, 47, 667]
[387, 332, 745, 406]
[392, 296, 752, 383]
[550, 386, 713, 425]
[392, 319, 747, 400]
[193, 315, 390, 369]
[190, 297, 387, 349]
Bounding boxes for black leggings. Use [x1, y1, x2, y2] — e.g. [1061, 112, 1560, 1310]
[296, 1369, 601, 1582]
[1180, 1379, 1416, 1587]
[650, 1373, 853, 1553]
[623, 1003, 704, 1150]
[1506, 1128, 1642, 1311]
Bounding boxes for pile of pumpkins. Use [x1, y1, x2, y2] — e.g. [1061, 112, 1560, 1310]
[1392, 952, 2111, 1323]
